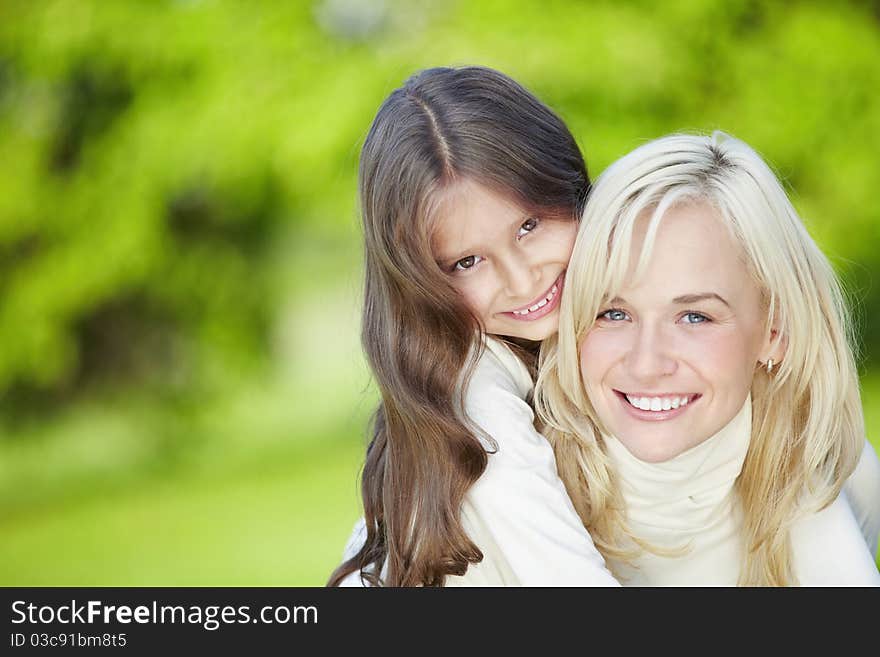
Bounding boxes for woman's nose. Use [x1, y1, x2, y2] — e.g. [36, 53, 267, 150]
[626, 325, 677, 381]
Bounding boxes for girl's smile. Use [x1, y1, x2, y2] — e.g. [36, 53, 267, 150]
[432, 179, 577, 341]
[503, 272, 565, 322]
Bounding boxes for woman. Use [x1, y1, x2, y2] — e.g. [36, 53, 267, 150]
[328, 66, 618, 586]
[537, 132, 880, 585]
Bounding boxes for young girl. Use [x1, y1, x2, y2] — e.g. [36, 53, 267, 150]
[536, 132, 880, 585]
[328, 66, 618, 586]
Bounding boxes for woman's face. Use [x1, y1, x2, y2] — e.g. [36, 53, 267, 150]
[578, 201, 778, 463]
[432, 179, 577, 341]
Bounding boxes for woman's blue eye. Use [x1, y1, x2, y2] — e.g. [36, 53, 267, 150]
[453, 255, 482, 272]
[517, 217, 539, 238]
[600, 309, 629, 321]
[681, 312, 709, 324]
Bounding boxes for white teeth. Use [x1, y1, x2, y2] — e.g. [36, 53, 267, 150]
[624, 396, 651, 410]
[511, 281, 559, 316]
[625, 394, 692, 412]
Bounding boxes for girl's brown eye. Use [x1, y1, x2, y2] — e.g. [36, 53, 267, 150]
[453, 255, 481, 272]
[517, 217, 539, 238]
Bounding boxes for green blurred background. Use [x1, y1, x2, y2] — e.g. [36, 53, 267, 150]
[1, 0, 879, 585]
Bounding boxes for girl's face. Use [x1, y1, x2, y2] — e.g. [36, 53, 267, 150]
[578, 201, 781, 463]
[431, 179, 577, 341]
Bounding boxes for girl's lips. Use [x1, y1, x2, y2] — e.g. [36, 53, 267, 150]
[614, 390, 702, 421]
[503, 273, 565, 322]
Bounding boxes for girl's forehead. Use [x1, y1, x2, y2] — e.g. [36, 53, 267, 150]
[430, 181, 526, 250]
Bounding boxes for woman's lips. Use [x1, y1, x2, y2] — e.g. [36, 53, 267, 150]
[503, 273, 565, 322]
[614, 390, 702, 421]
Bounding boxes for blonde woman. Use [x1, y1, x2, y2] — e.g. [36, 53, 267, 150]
[537, 132, 880, 586]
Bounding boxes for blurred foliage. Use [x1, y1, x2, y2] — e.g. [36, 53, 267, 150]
[0, 0, 879, 583]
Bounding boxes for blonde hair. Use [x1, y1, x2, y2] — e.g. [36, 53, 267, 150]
[535, 132, 864, 586]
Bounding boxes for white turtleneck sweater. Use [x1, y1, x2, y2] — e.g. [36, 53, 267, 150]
[604, 399, 880, 586]
[339, 337, 880, 586]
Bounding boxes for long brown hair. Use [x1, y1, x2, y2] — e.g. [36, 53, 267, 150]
[328, 66, 589, 586]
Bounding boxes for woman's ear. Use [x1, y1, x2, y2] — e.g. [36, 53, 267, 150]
[761, 325, 788, 369]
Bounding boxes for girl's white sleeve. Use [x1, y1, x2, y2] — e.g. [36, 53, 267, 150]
[790, 439, 880, 585]
[449, 339, 619, 586]
[335, 518, 372, 587]
[791, 491, 880, 585]
[843, 439, 880, 559]
[334, 338, 619, 587]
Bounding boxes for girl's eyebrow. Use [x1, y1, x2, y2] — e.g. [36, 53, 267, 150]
[434, 211, 531, 266]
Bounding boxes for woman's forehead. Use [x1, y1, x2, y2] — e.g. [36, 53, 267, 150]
[608, 201, 757, 302]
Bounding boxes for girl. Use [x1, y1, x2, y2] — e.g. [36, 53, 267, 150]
[537, 132, 880, 585]
[328, 66, 618, 586]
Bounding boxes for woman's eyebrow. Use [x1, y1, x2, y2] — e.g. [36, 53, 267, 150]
[672, 292, 730, 307]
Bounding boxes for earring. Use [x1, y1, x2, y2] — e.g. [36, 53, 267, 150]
[765, 358, 774, 374]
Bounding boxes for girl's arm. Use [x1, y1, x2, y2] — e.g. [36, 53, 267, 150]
[843, 439, 880, 559]
[790, 492, 880, 585]
[448, 338, 619, 586]
[789, 439, 880, 585]
[334, 337, 620, 587]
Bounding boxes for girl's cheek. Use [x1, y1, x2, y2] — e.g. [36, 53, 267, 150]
[546, 221, 578, 263]
[454, 279, 493, 321]
[562, 221, 578, 259]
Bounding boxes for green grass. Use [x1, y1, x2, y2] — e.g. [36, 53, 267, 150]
[0, 439, 365, 586]
[860, 374, 880, 455]
[0, 284, 375, 586]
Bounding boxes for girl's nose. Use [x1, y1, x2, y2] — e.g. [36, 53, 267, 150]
[499, 255, 540, 300]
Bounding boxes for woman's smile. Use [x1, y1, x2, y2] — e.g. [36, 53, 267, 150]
[579, 201, 772, 463]
[614, 390, 702, 422]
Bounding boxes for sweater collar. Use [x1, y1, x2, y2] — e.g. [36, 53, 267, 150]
[603, 397, 751, 531]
